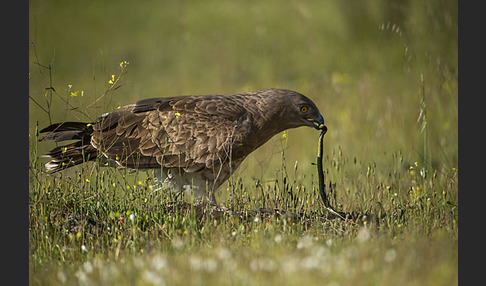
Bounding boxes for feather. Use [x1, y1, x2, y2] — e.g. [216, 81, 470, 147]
[39, 88, 325, 202]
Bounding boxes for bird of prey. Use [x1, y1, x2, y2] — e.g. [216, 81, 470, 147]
[39, 88, 325, 202]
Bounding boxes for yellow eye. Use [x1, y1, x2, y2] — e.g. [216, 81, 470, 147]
[300, 106, 309, 113]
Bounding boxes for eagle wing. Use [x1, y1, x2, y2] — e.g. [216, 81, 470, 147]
[90, 95, 254, 172]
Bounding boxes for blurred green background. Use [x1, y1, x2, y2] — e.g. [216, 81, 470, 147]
[29, 0, 458, 184]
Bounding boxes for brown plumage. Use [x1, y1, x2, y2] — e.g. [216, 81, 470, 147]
[39, 88, 325, 202]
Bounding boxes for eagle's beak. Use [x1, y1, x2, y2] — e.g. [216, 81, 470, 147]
[309, 114, 326, 130]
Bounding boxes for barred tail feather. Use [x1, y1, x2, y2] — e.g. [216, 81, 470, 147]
[42, 141, 98, 172]
[39, 121, 92, 142]
[39, 121, 97, 172]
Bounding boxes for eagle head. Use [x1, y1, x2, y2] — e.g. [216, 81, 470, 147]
[261, 88, 326, 131]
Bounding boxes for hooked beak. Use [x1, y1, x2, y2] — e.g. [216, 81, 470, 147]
[308, 114, 326, 130]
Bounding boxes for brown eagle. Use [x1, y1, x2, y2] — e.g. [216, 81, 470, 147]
[40, 88, 325, 202]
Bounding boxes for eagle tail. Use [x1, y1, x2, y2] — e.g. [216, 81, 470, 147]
[39, 122, 98, 172]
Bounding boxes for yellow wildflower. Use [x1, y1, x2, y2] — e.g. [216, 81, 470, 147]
[108, 74, 115, 84]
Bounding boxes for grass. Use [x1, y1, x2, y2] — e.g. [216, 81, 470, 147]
[29, 144, 458, 285]
[29, 1, 457, 285]
[29, 130, 458, 285]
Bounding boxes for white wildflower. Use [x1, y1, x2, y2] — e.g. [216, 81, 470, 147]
[356, 227, 371, 243]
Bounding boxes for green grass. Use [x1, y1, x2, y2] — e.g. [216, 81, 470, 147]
[29, 0, 457, 285]
[28, 143, 458, 285]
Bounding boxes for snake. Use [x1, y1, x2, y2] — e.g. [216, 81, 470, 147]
[316, 125, 347, 220]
